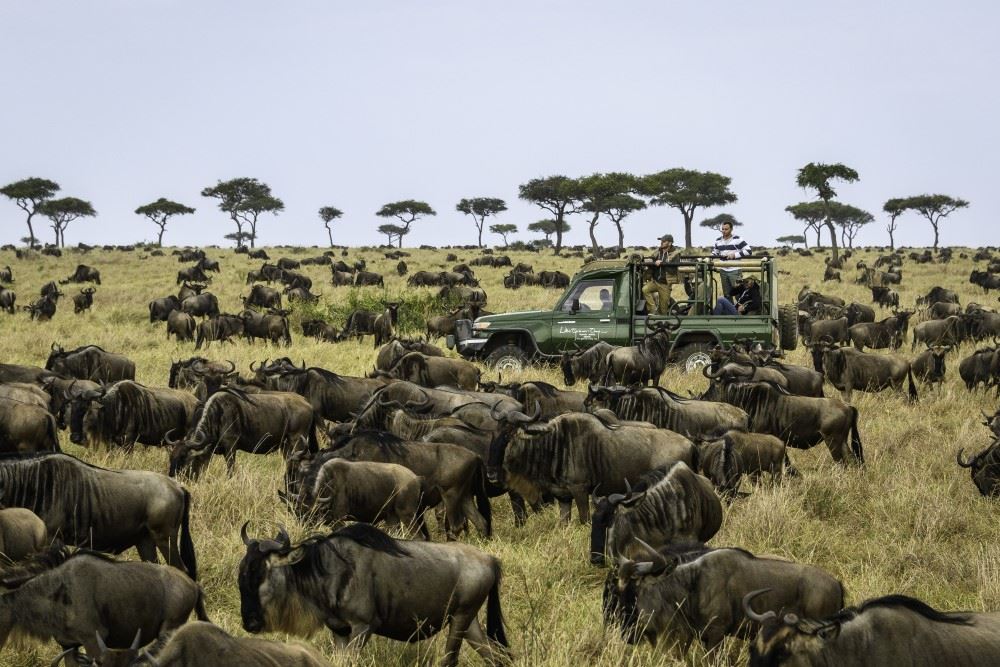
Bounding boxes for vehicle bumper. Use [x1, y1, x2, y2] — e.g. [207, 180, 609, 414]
[456, 337, 488, 358]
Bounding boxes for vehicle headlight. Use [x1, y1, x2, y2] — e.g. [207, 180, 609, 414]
[473, 321, 491, 331]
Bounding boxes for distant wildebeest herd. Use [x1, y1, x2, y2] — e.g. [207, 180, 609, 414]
[0, 242, 999, 665]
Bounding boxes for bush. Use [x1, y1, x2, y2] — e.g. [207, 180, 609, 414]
[291, 288, 456, 335]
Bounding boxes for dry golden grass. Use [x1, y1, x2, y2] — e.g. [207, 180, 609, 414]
[1, 243, 998, 667]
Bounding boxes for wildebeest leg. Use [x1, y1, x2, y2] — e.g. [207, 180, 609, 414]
[558, 499, 572, 524]
[443, 491, 468, 540]
[348, 624, 372, 649]
[508, 492, 528, 526]
[464, 617, 507, 667]
[136, 536, 159, 563]
[440, 614, 474, 667]
[570, 485, 590, 524]
[460, 496, 488, 537]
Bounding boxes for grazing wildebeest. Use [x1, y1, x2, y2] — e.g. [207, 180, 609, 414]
[59, 263, 101, 285]
[177, 281, 206, 302]
[24, 294, 58, 320]
[176, 248, 205, 262]
[254, 362, 387, 423]
[0, 507, 47, 562]
[373, 302, 399, 348]
[0, 266, 11, 283]
[0, 546, 208, 666]
[0, 287, 14, 315]
[697, 430, 792, 496]
[0, 396, 61, 453]
[376, 338, 445, 370]
[46, 343, 135, 382]
[240, 309, 292, 346]
[354, 270, 384, 286]
[176, 264, 210, 285]
[605, 544, 843, 649]
[167, 309, 196, 342]
[748, 593, 1000, 666]
[375, 352, 481, 390]
[330, 269, 354, 286]
[912, 315, 965, 350]
[301, 319, 341, 342]
[957, 438, 1000, 497]
[0, 453, 197, 576]
[587, 384, 748, 438]
[284, 285, 321, 303]
[149, 295, 181, 322]
[821, 344, 918, 402]
[870, 285, 900, 309]
[194, 314, 245, 349]
[958, 347, 999, 392]
[181, 292, 220, 319]
[166, 387, 318, 478]
[276, 257, 300, 271]
[249, 248, 269, 260]
[918, 285, 960, 306]
[65, 381, 199, 449]
[242, 284, 282, 310]
[238, 523, 509, 667]
[71, 287, 96, 314]
[848, 311, 912, 350]
[487, 410, 697, 524]
[589, 462, 722, 566]
[195, 256, 220, 273]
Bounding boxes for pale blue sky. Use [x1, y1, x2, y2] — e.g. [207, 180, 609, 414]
[1, 1, 996, 248]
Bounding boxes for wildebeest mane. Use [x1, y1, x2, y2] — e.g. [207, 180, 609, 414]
[347, 430, 409, 456]
[526, 381, 560, 398]
[652, 386, 694, 403]
[799, 594, 973, 635]
[332, 522, 410, 556]
[306, 367, 346, 386]
[0, 544, 118, 588]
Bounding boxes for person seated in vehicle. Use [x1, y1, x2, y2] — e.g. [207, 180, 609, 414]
[712, 275, 762, 316]
[599, 288, 613, 311]
[641, 234, 681, 314]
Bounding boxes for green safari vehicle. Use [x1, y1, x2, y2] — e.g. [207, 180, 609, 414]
[451, 255, 798, 373]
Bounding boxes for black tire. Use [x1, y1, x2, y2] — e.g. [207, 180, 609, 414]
[778, 304, 798, 350]
[485, 344, 530, 373]
[674, 343, 713, 374]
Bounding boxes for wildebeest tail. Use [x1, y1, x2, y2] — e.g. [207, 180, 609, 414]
[850, 406, 864, 464]
[180, 488, 198, 580]
[46, 412, 61, 452]
[283, 320, 292, 346]
[486, 560, 509, 648]
[907, 366, 918, 402]
[194, 584, 211, 622]
[474, 459, 493, 537]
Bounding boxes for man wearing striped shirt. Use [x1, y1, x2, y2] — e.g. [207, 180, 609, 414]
[711, 220, 751, 297]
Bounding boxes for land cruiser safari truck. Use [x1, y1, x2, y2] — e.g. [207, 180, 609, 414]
[450, 255, 798, 373]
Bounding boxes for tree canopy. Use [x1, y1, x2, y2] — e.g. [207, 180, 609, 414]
[489, 223, 518, 247]
[794, 162, 859, 261]
[318, 206, 343, 248]
[0, 177, 60, 248]
[201, 177, 284, 248]
[699, 213, 742, 232]
[893, 194, 968, 250]
[637, 169, 737, 249]
[518, 176, 582, 254]
[135, 198, 195, 247]
[578, 173, 644, 252]
[527, 219, 569, 241]
[457, 197, 507, 248]
[376, 200, 435, 247]
[39, 197, 96, 247]
[882, 198, 909, 250]
[776, 235, 806, 246]
[377, 223, 408, 247]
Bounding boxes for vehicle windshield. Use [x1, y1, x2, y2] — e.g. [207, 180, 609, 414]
[560, 279, 614, 312]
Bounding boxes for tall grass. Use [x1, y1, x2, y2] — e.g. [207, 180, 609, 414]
[0, 244, 998, 666]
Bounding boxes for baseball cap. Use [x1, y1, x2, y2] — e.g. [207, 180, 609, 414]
[659, 234, 674, 242]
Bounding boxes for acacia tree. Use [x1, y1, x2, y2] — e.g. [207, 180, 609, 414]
[318, 206, 343, 248]
[39, 197, 96, 247]
[899, 194, 968, 250]
[456, 197, 507, 248]
[578, 173, 645, 253]
[134, 198, 195, 246]
[699, 213, 743, 233]
[527, 219, 569, 242]
[489, 223, 518, 247]
[794, 162, 859, 262]
[0, 177, 60, 248]
[224, 232, 253, 247]
[785, 201, 827, 248]
[377, 223, 407, 247]
[776, 235, 806, 247]
[376, 200, 435, 248]
[834, 204, 874, 248]
[882, 198, 908, 251]
[201, 177, 284, 248]
[637, 169, 737, 249]
[518, 176, 582, 255]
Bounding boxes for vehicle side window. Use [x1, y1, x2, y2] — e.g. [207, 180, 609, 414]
[561, 280, 615, 312]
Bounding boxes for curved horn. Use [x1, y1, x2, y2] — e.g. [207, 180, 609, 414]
[50, 648, 77, 667]
[130, 628, 143, 650]
[702, 362, 724, 379]
[956, 449, 978, 468]
[95, 632, 109, 655]
[223, 360, 236, 375]
[742, 589, 777, 623]
[249, 360, 259, 372]
[633, 538, 662, 562]
[163, 429, 180, 446]
[624, 478, 633, 496]
[241, 520, 252, 546]
[276, 525, 292, 549]
[405, 389, 430, 409]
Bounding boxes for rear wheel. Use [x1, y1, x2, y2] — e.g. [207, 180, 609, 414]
[778, 304, 798, 350]
[485, 345, 530, 373]
[675, 343, 713, 374]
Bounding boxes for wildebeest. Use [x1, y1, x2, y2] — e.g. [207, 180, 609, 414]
[912, 344, 950, 387]
[848, 311, 912, 350]
[242, 284, 282, 310]
[111, 621, 329, 667]
[149, 294, 181, 322]
[249, 248, 269, 260]
[65, 381, 199, 449]
[870, 285, 900, 309]
[0, 546, 208, 665]
[59, 263, 101, 285]
[373, 302, 399, 348]
[589, 462, 721, 566]
[240, 309, 291, 346]
[587, 384, 748, 438]
[426, 306, 465, 340]
[342, 308, 378, 341]
[330, 269, 354, 286]
[176, 264, 210, 285]
[328, 430, 492, 538]
[301, 319, 342, 342]
[408, 270, 443, 287]
[167, 387, 318, 477]
[802, 316, 850, 347]
[605, 544, 843, 649]
[167, 357, 234, 391]
[254, 362, 387, 423]
[0, 287, 14, 315]
[0, 396, 61, 453]
[481, 380, 585, 420]
[376, 338, 445, 370]
[0, 507, 47, 562]
[23, 293, 58, 320]
[970, 269, 1000, 292]
[375, 352, 481, 390]
[181, 292, 220, 319]
[46, 343, 135, 382]
[488, 410, 697, 524]
[912, 315, 965, 350]
[0, 453, 197, 576]
[822, 264, 841, 282]
[604, 319, 680, 385]
[177, 281, 206, 302]
[748, 593, 1000, 666]
[238, 523, 509, 667]
[715, 381, 863, 464]
[354, 270, 384, 286]
[194, 314, 245, 349]
[284, 285, 321, 303]
[195, 256, 220, 273]
[957, 438, 1000, 496]
[917, 285, 960, 306]
[71, 287, 96, 314]
[175, 248, 205, 262]
[0, 266, 11, 283]
[958, 347, 998, 391]
[927, 301, 963, 320]
[697, 430, 792, 495]
[276, 257, 300, 271]
[821, 344, 917, 402]
[396, 260, 408, 276]
[167, 309, 196, 342]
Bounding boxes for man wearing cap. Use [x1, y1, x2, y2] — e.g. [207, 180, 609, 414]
[642, 234, 681, 315]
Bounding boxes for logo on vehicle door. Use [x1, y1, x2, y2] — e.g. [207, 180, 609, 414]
[559, 326, 603, 341]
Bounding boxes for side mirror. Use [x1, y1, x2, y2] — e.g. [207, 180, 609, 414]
[571, 298, 580, 313]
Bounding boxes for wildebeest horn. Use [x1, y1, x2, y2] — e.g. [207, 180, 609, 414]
[129, 628, 143, 650]
[742, 589, 777, 623]
[624, 478, 633, 496]
[249, 360, 259, 372]
[223, 360, 236, 375]
[503, 401, 542, 424]
[702, 363, 722, 379]
[50, 647, 78, 666]
[276, 525, 291, 549]
[95, 632, 109, 655]
[241, 520, 253, 545]
[956, 449, 978, 468]
[164, 429, 180, 446]
[406, 389, 430, 409]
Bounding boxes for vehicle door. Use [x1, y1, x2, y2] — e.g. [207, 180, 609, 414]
[549, 278, 620, 353]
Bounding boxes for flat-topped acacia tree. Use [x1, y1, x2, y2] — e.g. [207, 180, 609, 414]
[0, 177, 60, 248]
[39, 197, 96, 247]
[794, 162, 859, 262]
[457, 197, 507, 248]
[489, 223, 518, 247]
[638, 169, 737, 250]
[519, 176, 582, 255]
[201, 177, 284, 249]
[135, 198, 195, 247]
[318, 206, 343, 248]
[376, 200, 435, 248]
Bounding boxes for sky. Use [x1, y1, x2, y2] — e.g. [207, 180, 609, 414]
[1, 1, 997, 249]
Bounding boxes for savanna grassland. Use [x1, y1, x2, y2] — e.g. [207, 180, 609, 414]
[0, 243, 998, 667]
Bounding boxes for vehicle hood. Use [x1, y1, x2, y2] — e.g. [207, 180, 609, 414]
[474, 310, 548, 324]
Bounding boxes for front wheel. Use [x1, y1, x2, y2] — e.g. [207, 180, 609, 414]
[485, 345, 530, 373]
[778, 304, 798, 350]
[675, 343, 713, 374]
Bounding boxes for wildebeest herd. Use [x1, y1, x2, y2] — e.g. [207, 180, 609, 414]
[0, 243, 999, 666]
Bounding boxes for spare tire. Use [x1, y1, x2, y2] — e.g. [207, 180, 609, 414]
[779, 304, 798, 350]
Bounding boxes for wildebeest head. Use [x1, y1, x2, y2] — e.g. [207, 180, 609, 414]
[165, 426, 213, 478]
[589, 482, 645, 566]
[485, 402, 543, 483]
[238, 522, 294, 633]
[583, 384, 629, 411]
[984, 409, 1000, 439]
[67, 385, 106, 444]
[957, 440, 1000, 497]
[45, 342, 67, 372]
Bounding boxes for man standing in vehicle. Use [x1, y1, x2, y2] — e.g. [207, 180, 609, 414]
[642, 234, 681, 315]
[711, 220, 751, 295]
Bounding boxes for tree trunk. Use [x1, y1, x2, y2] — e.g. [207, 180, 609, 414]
[815, 228, 821, 248]
[325, 224, 334, 248]
[158, 225, 165, 247]
[26, 212, 36, 248]
[887, 225, 895, 250]
[53, 225, 60, 247]
[477, 221, 483, 248]
[825, 221, 840, 262]
[932, 223, 939, 250]
[249, 221, 256, 248]
[554, 216, 564, 255]
[588, 212, 600, 255]
[683, 212, 694, 249]
[615, 222, 624, 250]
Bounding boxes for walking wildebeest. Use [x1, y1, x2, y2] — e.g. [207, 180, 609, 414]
[586, 384, 748, 438]
[59, 263, 101, 285]
[373, 302, 399, 348]
[65, 381, 199, 449]
[46, 343, 135, 382]
[71, 287, 96, 314]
